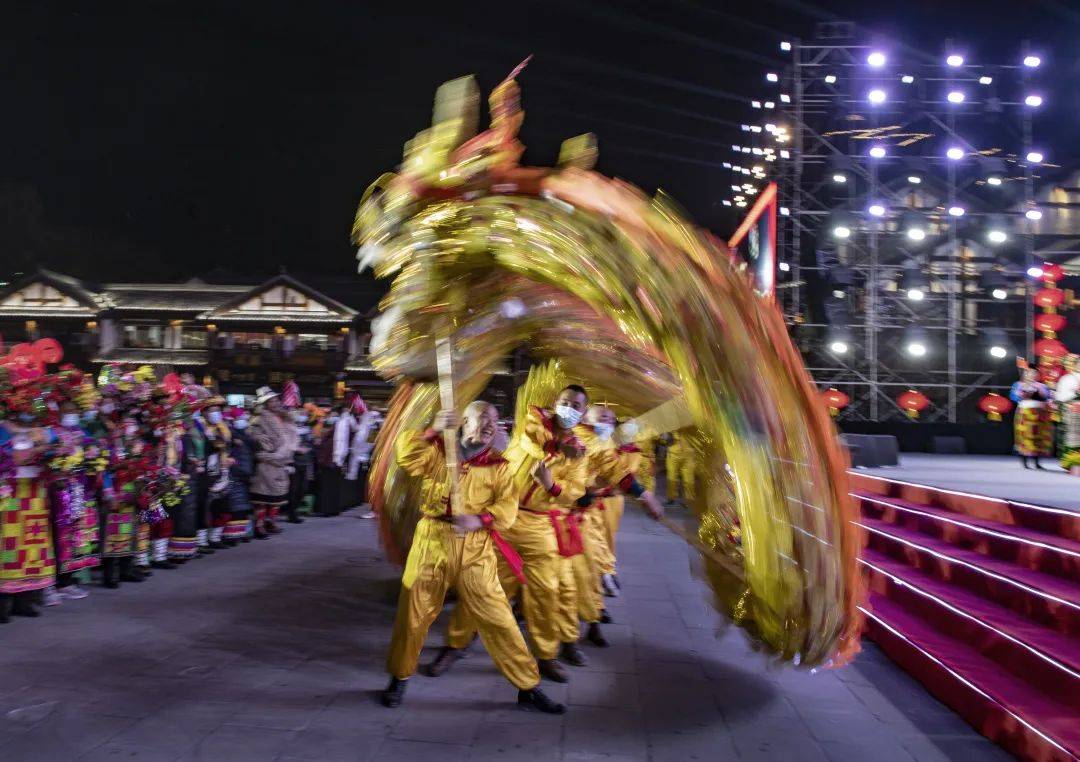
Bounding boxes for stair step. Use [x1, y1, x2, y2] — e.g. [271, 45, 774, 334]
[863, 593, 1079, 762]
[858, 517, 1080, 636]
[855, 491, 1080, 580]
[862, 549, 1080, 706]
[849, 472, 1080, 541]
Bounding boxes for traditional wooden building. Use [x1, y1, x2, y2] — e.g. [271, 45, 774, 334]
[0, 269, 391, 405]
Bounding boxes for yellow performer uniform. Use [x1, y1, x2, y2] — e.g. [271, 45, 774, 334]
[597, 441, 645, 574]
[385, 428, 539, 691]
[665, 432, 695, 502]
[448, 406, 589, 664]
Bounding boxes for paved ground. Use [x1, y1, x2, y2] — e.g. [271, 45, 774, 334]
[860, 452, 1079, 511]
[0, 505, 1011, 762]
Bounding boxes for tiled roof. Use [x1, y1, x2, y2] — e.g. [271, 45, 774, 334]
[92, 348, 210, 366]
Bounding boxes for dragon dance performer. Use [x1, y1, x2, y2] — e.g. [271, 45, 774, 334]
[439, 386, 662, 682]
[664, 431, 695, 505]
[382, 400, 565, 715]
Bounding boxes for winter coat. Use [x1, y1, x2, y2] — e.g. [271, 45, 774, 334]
[249, 411, 298, 499]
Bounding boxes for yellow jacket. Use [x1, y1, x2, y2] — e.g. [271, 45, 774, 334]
[575, 424, 640, 495]
[395, 428, 519, 531]
[511, 407, 589, 516]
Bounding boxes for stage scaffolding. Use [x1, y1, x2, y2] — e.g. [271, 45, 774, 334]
[766, 22, 1045, 423]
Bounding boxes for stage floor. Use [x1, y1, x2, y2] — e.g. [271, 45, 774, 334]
[856, 453, 1080, 512]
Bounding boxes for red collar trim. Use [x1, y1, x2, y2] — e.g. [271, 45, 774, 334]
[462, 447, 507, 467]
[617, 444, 642, 453]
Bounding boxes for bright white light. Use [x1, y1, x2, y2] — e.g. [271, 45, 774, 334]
[735, 200, 748, 208]
[979, 76, 993, 85]
[751, 100, 762, 109]
[868, 204, 886, 217]
[780, 93, 791, 103]
[832, 173, 847, 184]
[765, 123, 776, 132]
[832, 289, 845, 299]
[948, 206, 965, 217]
[779, 207, 790, 216]
[992, 288, 1008, 300]
[946, 54, 964, 67]
[986, 176, 1003, 186]
[907, 342, 927, 357]
[869, 145, 886, 158]
[987, 230, 1007, 244]
[867, 52, 886, 68]
[732, 144, 741, 152]
[947, 91, 965, 104]
[906, 228, 927, 242]
[1025, 94, 1043, 107]
[752, 165, 763, 172]
[824, 74, 837, 84]
[901, 75, 915, 84]
[764, 101, 775, 109]
[740, 124, 750, 131]
[742, 147, 752, 153]
[990, 345, 1008, 359]
[947, 147, 965, 160]
[778, 261, 791, 272]
[731, 184, 742, 191]
[752, 147, 764, 155]
[868, 88, 887, 104]
[907, 288, 925, 301]
[1027, 266, 1044, 278]
[1023, 55, 1041, 68]
[750, 125, 762, 133]
[781, 41, 792, 52]
[829, 341, 849, 354]
[722, 199, 732, 207]
[766, 72, 779, 83]
[741, 167, 751, 174]
[1026, 209, 1043, 221]
[722, 162, 732, 169]
[908, 175, 922, 184]
[780, 149, 790, 159]
[833, 225, 852, 239]
[1026, 151, 1044, 163]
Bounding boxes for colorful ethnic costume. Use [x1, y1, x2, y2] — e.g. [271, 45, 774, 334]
[1010, 380, 1053, 460]
[47, 423, 104, 583]
[1054, 356, 1080, 473]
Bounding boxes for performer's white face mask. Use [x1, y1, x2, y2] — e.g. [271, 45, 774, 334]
[555, 405, 583, 429]
[593, 423, 614, 441]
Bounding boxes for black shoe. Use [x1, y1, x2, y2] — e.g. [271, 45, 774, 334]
[224, 539, 239, 547]
[209, 542, 227, 550]
[381, 677, 408, 708]
[585, 622, 609, 648]
[138, 566, 153, 577]
[424, 646, 465, 678]
[151, 560, 176, 570]
[12, 597, 40, 617]
[240, 537, 251, 543]
[518, 687, 566, 715]
[287, 517, 304, 524]
[120, 569, 145, 583]
[560, 642, 587, 667]
[599, 609, 613, 624]
[198, 546, 216, 555]
[537, 659, 568, 683]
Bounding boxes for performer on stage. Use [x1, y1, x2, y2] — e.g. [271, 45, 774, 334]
[1010, 367, 1053, 469]
[1055, 355, 1080, 474]
[381, 400, 564, 715]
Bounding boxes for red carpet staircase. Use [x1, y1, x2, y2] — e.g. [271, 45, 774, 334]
[849, 472, 1080, 762]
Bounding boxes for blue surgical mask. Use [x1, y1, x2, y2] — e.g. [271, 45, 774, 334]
[593, 423, 614, 441]
[554, 404, 583, 429]
[207, 411, 223, 425]
[233, 419, 248, 431]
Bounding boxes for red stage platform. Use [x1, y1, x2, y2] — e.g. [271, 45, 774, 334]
[850, 469, 1080, 762]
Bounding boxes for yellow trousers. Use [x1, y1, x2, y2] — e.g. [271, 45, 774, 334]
[666, 449, 695, 501]
[597, 496, 623, 575]
[448, 510, 580, 659]
[387, 519, 539, 690]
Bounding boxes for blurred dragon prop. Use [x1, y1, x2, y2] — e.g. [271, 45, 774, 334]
[354, 61, 861, 667]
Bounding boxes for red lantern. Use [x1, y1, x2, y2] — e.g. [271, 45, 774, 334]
[1034, 312, 1067, 337]
[820, 388, 850, 417]
[1034, 337, 1068, 360]
[1041, 263, 1065, 283]
[1034, 287, 1065, 310]
[1041, 364, 1065, 385]
[978, 392, 1013, 422]
[897, 389, 931, 419]
[31, 337, 63, 365]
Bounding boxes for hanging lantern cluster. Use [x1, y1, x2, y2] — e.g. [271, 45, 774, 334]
[896, 389, 930, 419]
[978, 392, 1013, 422]
[820, 387, 850, 417]
[1032, 263, 1072, 391]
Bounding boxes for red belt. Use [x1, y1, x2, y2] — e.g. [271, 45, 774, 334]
[433, 514, 526, 583]
[521, 507, 584, 557]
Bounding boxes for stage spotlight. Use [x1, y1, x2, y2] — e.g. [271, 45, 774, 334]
[903, 327, 929, 357]
[901, 74, 915, 84]
[869, 144, 887, 159]
[979, 268, 1009, 299]
[1026, 208, 1043, 221]
[827, 210, 858, 240]
[902, 211, 929, 242]
[900, 266, 929, 301]
[1026, 151, 1044, 163]
[867, 51, 886, 67]
[829, 340, 849, 354]
[868, 203, 886, 217]
[907, 229, 926, 242]
[947, 147, 965, 160]
[834, 226, 851, 239]
[1025, 94, 1043, 107]
[824, 74, 837, 84]
[986, 176, 1003, 186]
[780, 93, 791, 103]
[907, 175, 922, 185]
[948, 206, 965, 217]
[751, 100, 762, 109]
[766, 72, 779, 82]
[947, 90, 965, 104]
[779, 206, 790, 216]
[832, 173, 847, 184]
[992, 288, 1007, 300]
[778, 261, 791, 271]
[946, 54, 964, 67]
[868, 88, 887, 104]
[780, 41, 792, 52]
[986, 329, 1010, 359]
[1023, 55, 1041, 68]
[1027, 266, 1044, 278]
[989, 345, 1008, 359]
[979, 75, 993, 85]
[764, 101, 775, 109]
[985, 215, 1009, 245]
[987, 230, 1007, 244]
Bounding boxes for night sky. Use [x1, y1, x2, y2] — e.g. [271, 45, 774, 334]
[2, 1, 1076, 282]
